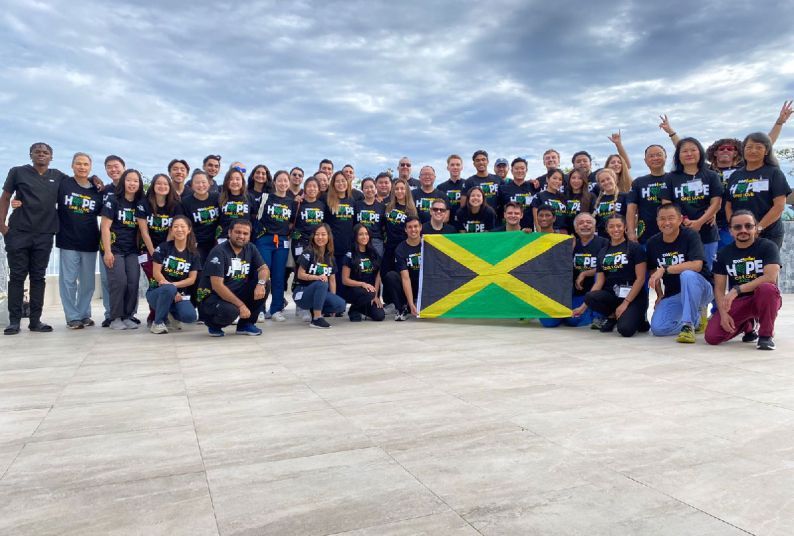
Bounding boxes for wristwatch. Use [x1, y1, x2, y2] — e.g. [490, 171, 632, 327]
[257, 279, 266, 286]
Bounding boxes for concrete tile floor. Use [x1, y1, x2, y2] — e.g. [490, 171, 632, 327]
[0, 299, 793, 535]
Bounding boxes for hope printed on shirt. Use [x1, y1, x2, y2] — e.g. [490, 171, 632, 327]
[566, 199, 582, 215]
[303, 253, 333, 276]
[640, 182, 665, 201]
[601, 251, 629, 272]
[222, 201, 249, 217]
[191, 205, 219, 224]
[674, 179, 709, 203]
[543, 198, 567, 216]
[405, 252, 422, 270]
[725, 256, 764, 284]
[655, 251, 685, 268]
[144, 212, 174, 233]
[347, 252, 376, 274]
[334, 203, 355, 220]
[387, 208, 407, 225]
[574, 252, 598, 272]
[162, 254, 193, 278]
[64, 193, 97, 214]
[116, 207, 136, 227]
[511, 193, 533, 207]
[357, 210, 381, 225]
[463, 220, 486, 233]
[267, 202, 292, 222]
[729, 178, 770, 200]
[480, 182, 499, 197]
[301, 207, 324, 224]
[417, 197, 441, 211]
[225, 257, 251, 280]
[595, 200, 623, 217]
[445, 189, 462, 205]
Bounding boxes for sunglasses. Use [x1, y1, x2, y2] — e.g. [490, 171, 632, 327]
[291, 172, 304, 177]
[399, 163, 411, 168]
[731, 223, 755, 231]
[431, 207, 448, 212]
[717, 146, 737, 152]
[233, 166, 246, 174]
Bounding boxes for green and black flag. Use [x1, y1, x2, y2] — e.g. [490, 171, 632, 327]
[418, 232, 573, 319]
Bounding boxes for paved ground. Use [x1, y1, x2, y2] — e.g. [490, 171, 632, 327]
[1, 299, 793, 536]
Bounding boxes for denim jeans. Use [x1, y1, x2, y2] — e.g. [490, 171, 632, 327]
[651, 270, 713, 336]
[145, 284, 197, 325]
[255, 234, 289, 314]
[59, 249, 97, 322]
[293, 280, 346, 315]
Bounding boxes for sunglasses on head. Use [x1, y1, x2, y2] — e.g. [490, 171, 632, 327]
[731, 223, 755, 231]
[233, 166, 246, 174]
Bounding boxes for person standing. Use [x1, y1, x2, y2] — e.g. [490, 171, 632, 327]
[498, 158, 536, 229]
[101, 169, 144, 330]
[531, 169, 568, 233]
[56, 153, 103, 329]
[180, 171, 219, 264]
[99, 155, 127, 327]
[462, 150, 502, 210]
[354, 177, 386, 256]
[197, 219, 268, 336]
[646, 204, 713, 343]
[626, 145, 670, 244]
[705, 210, 781, 350]
[412, 166, 447, 223]
[396, 157, 421, 188]
[592, 169, 629, 237]
[437, 155, 465, 222]
[1, 143, 69, 334]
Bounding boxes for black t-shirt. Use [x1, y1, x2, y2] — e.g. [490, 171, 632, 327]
[355, 199, 385, 241]
[455, 205, 496, 233]
[56, 177, 102, 252]
[596, 239, 645, 291]
[293, 199, 326, 241]
[531, 190, 568, 231]
[437, 178, 464, 221]
[217, 193, 253, 239]
[726, 165, 792, 239]
[565, 193, 594, 233]
[593, 192, 629, 236]
[136, 198, 185, 250]
[463, 174, 502, 210]
[351, 189, 365, 202]
[197, 241, 264, 301]
[627, 174, 669, 242]
[645, 228, 711, 297]
[713, 238, 781, 291]
[573, 235, 608, 297]
[422, 222, 458, 235]
[258, 194, 295, 237]
[412, 187, 447, 223]
[395, 240, 422, 288]
[181, 193, 220, 246]
[151, 240, 202, 289]
[325, 197, 356, 253]
[499, 180, 536, 228]
[343, 248, 380, 286]
[385, 203, 410, 245]
[664, 169, 723, 243]
[296, 249, 336, 285]
[101, 195, 139, 255]
[184, 177, 220, 196]
[3, 165, 69, 234]
[714, 167, 739, 228]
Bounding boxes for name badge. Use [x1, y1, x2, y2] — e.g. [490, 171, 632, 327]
[686, 180, 703, 193]
[755, 179, 769, 192]
[231, 258, 242, 272]
[294, 246, 303, 256]
[616, 285, 631, 298]
[217, 238, 228, 244]
[282, 239, 290, 249]
[138, 253, 149, 264]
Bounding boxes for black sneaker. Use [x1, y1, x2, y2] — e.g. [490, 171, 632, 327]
[101, 318, 112, 328]
[81, 318, 95, 327]
[310, 317, 331, 329]
[29, 322, 53, 333]
[66, 320, 84, 330]
[129, 316, 141, 325]
[638, 320, 651, 333]
[349, 311, 363, 322]
[757, 336, 776, 351]
[590, 317, 606, 330]
[742, 330, 759, 343]
[4, 323, 20, 336]
[599, 318, 617, 333]
[334, 312, 344, 318]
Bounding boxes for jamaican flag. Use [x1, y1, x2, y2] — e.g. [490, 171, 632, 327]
[418, 232, 573, 319]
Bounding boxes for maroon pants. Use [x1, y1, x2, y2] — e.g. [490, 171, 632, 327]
[705, 283, 781, 345]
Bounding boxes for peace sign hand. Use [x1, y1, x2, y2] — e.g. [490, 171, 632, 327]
[777, 100, 793, 124]
[658, 114, 674, 134]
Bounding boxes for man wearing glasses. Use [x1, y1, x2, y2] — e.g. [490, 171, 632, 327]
[705, 210, 781, 350]
[412, 166, 446, 223]
[421, 199, 456, 235]
[396, 157, 420, 188]
[287, 167, 304, 198]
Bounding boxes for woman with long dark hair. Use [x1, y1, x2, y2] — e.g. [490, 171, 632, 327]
[341, 224, 385, 322]
[217, 167, 253, 239]
[293, 224, 346, 328]
[383, 179, 417, 273]
[354, 177, 386, 257]
[531, 168, 568, 232]
[146, 215, 201, 334]
[565, 168, 593, 234]
[325, 171, 356, 292]
[456, 186, 496, 232]
[101, 169, 144, 330]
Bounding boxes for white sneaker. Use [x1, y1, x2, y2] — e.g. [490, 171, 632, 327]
[301, 310, 311, 322]
[167, 314, 182, 330]
[150, 322, 168, 334]
[271, 311, 287, 322]
[257, 312, 266, 323]
[122, 318, 138, 329]
[110, 318, 128, 330]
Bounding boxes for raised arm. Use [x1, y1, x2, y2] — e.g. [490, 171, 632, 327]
[768, 100, 792, 145]
[659, 114, 681, 147]
[608, 130, 631, 169]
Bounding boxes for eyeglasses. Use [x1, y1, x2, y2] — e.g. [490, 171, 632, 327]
[233, 166, 246, 174]
[291, 173, 304, 178]
[717, 145, 737, 152]
[731, 223, 755, 231]
[431, 207, 448, 212]
[399, 163, 411, 168]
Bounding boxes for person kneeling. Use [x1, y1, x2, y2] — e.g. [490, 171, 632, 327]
[383, 217, 422, 320]
[705, 210, 781, 350]
[146, 216, 202, 334]
[584, 214, 648, 337]
[197, 220, 268, 337]
[342, 224, 385, 322]
[293, 224, 346, 328]
[646, 204, 713, 343]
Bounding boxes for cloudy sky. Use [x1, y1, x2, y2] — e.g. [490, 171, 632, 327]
[2, 0, 794, 182]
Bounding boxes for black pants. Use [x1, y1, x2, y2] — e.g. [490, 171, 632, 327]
[344, 285, 385, 321]
[381, 244, 397, 276]
[584, 289, 648, 337]
[198, 280, 265, 329]
[382, 271, 417, 312]
[5, 230, 53, 324]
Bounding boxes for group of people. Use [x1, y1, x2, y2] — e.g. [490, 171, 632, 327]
[1, 103, 791, 350]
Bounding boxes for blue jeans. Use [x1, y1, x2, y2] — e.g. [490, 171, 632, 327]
[255, 234, 289, 314]
[146, 284, 197, 325]
[293, 280, 346, 315]
[651, 270, 713, 336]
[59, 249, 97, 322]
[703, 241, 718, 272]
[540, 295, 599, 327]
[718, 226, 733, 249]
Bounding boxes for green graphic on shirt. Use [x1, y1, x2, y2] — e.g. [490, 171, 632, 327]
[387, 209, 407, 225]
[223, 201, 246, 217]
[196, 287, 211, 302]
[335, 204, 355, 220]
[308, 262, 332, 276]
[358, 210, 379, 224]
[601, 251, 628, 272]
[195, 206, 218, 224]
[419, 197, 435, 211]
[446, 190, 461, 205]
[481, 183, 498, 197]
[302, 207, 323, 224]
[359, 258, 374, 273]
[121, 208, 136, 227]
[406, 252, 422, 270]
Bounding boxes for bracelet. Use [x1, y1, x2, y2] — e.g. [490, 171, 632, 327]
[668, 131, 677, 138]
[776, 121, 784, 125]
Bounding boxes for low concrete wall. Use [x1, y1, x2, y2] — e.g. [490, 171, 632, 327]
[780, 221, 794, 293]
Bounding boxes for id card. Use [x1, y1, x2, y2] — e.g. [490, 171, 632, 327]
[138, 253, 149, 264]
[231, 258, 242, 272]
[294, 246, 303, 256]
[617, 285, 631, 298]
[217, 238, 227, 244]
[686, 180, 703, 193]
[294, 291, 304, 300]
[282, 239, 290, 249]
[754, 179, 769, 192]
